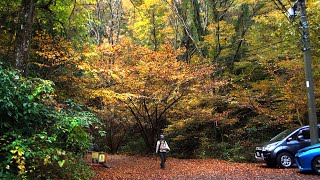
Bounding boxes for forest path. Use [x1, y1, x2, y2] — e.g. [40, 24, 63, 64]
[90, 154, 318, 179]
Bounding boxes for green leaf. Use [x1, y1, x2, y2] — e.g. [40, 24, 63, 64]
[27, 95, 33, 100]
[58, 160, 65, 167]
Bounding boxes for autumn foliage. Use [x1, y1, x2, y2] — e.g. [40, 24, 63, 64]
[2, 0, 320, 179]
[74, 39, 213, 153]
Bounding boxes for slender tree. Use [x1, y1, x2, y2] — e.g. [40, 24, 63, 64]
[14, 0, 36, 74]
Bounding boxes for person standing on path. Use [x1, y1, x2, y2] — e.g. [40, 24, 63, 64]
[155, 134, 170, 169]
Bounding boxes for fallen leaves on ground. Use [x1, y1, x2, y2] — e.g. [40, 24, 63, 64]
[89, 155, 318, 180]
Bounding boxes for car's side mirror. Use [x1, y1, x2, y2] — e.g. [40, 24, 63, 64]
[287, 137, 293, 142]
[298, 135, 304, 141]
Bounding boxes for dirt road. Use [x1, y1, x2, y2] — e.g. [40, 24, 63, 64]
[90, 155, 319, 180]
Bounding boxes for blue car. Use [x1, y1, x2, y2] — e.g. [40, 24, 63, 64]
[255, 125, 320, 168]
[295, 143, 320, 175]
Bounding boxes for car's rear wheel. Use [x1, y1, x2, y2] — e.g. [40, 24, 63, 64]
[312, 156, 320, 175]
[276, 152, 293, 168]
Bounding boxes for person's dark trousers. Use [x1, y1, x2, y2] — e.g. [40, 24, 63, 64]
[159, 152, 167, 169]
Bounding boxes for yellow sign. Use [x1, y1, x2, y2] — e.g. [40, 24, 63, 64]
[92, 152, 99, 159]
[98, 154, 105, 163]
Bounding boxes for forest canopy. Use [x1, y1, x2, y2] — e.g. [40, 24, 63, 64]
[1, 0, 320, 179]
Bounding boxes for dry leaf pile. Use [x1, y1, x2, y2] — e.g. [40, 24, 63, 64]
[90, 155, 318, 180]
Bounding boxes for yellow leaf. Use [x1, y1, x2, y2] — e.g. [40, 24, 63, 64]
[18, 150, 24, 156]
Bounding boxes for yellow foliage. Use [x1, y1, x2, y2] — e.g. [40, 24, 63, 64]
[172, 135, 187, 141]
[202, 21, 235, 55]
[44, 154, 51, 165]
[33, 31, 80, 67]
[127, 0, 171, 49]
[10, 146, 27, 176]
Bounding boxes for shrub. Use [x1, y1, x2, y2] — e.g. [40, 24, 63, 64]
[195, 138, 250, 162]
[118, 136, 149, 155]
[0, 67, 99, 179]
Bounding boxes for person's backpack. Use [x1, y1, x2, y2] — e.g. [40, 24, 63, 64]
[159, 140, 170, 152]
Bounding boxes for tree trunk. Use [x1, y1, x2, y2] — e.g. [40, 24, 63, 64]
[151, 9, 158, 51]
[14, 0, 36, 74]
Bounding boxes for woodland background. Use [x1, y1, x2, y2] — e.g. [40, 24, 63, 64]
[0, 0, 320, 179]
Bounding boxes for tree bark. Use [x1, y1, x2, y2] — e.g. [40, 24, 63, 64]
[151, 8, 158, 51]
[14, 0, 36, 74]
